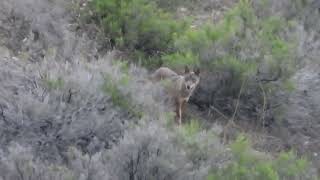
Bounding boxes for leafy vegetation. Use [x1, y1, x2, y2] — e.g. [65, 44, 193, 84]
[88, 0, 296, 88]
[44, 77, 64, 90]
[180, 119, 202, 138]
[207, 135, 311, 180]
[89, 0, 188, 61]
[1, 0, 319, 179]
[19, 0, 318, 178]
[172, 0, 295, 88]
[102, 68, 143, 119]
[86, 0, 299, 129]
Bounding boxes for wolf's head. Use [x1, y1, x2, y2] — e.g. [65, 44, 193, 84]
[182, 66, 200, 95]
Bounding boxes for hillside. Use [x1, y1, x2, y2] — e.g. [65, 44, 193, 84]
[0, 0, 319, 179]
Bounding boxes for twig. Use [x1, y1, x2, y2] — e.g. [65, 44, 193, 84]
[66, 88, 73, 103]
[209, 105, 229, 120]
[0, 106, 8, 124]
[231, 77, 247, 123]
[222, 77, 248, 144]
[258, 81, 267, 132]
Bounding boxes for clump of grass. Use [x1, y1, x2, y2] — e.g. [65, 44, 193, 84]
[44, 77, 64, 90]
[102, 74, 143, 119]
[164, 112, 176, 129]
[181, 119, 201, 138]
[207, 135, 311, 180]
[282, 79, 295, 92]
[176, 119, 203, 153]
[112, 60, 130, 74]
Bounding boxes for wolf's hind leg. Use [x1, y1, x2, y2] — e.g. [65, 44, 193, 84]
[181, 100, 187, 121]
[175, 99, 182, 125]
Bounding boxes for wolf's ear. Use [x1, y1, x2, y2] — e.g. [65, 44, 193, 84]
[194, 67, 200, 76]
[184, 65, 190, 74]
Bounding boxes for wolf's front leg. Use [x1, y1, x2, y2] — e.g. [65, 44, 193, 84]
[178, 100, 183, 125]
[175, 99, 182, 125]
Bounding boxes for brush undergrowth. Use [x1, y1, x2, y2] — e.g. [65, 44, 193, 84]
[207, 135, 311, 180]
[102, 62, 144, 119]
[85, 0, 297, 101]
[79, 0, 317, 179]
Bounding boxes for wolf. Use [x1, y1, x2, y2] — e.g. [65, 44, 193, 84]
[150, 66, 200, 125]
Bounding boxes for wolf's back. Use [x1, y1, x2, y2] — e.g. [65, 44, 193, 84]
[149, 67, 178, 82]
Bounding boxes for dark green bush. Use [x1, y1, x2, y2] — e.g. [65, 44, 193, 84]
[170, 0, 295, 83]
[89, 0, 188, 57]
[155, 0, 298, 123]
[207, 135, 311, 180]
[161, 51, 200, 69]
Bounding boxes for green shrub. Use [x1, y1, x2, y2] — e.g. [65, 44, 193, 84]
[207, 135, 310, 180]
[181, 119, 201, 138]
[171, 0, 295, 84]
[102, 74, 143, 119]
[44, 77, 64, 90]
[156, 0, 298, 125]
[89, 0, 188, 56]
[213, 56, 257, 80]
[174, 119, 211, 167]
[274, 151, 309, 178]
[174, 28, 213, 53]
[131, 50, 163, 69]
[88, 0, 296, 81]
[162, 51, 199, 69]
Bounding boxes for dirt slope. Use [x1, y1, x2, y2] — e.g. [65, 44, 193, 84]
[273, 64, 320, 167]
